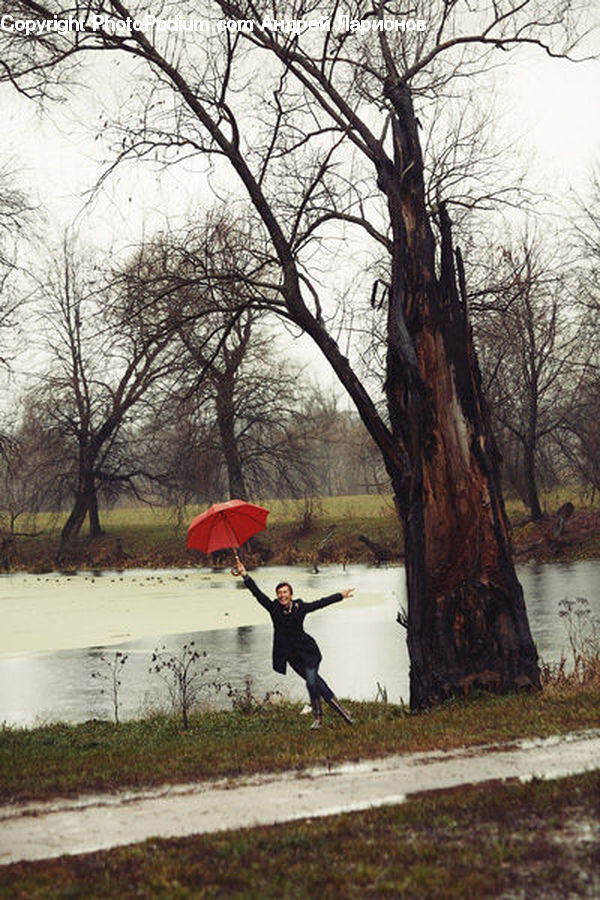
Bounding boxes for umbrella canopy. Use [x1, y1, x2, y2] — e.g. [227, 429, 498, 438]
[186, 499, 270, 554]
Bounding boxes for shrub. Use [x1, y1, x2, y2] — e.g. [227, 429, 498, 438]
[90, 650, 129, 724]
[227, 677, 283, 714]
[149, 642, 223, 729]
[541, 597, 600, 689]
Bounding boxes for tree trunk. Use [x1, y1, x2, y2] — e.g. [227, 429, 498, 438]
[57, 494, 89, 561]
[88, 487, 103, 537]
[523, 440, 543, 520]
[57, 462, 98, 560]
[215, 373, 247, 500]
[382, 80, 540, 709]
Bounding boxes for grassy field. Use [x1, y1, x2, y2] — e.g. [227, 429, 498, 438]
[1, 770, 598, 899]
[4, 491, 599, 572]
[1, 687, 598, 805]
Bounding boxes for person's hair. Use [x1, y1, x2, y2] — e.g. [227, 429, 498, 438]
[275, 581, 293, 595]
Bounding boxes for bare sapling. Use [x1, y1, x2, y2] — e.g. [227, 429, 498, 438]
[149, 642, 222, 729]
[90, 650, 129, 725]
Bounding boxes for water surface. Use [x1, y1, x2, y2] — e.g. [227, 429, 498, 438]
[1, 561, 598, 727]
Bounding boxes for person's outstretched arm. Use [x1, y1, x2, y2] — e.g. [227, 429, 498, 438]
[303, 588, 354, 613]
[233, 555, 271, 610]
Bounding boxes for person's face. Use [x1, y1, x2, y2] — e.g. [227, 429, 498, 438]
[276, 584, 293, 606]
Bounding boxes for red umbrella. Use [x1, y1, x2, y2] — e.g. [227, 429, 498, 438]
[186, 499, 269, 556]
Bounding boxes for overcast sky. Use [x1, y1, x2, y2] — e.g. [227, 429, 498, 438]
[4, 37, 600, 237]
[3, 30, 600, 390]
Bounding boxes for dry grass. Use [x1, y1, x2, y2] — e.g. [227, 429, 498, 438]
[4, 491, 599, 572]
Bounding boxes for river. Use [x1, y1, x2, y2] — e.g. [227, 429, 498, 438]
[1, 560, 598, 727]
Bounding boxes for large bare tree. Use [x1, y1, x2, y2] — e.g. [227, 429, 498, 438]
[3, 0, 594, 706]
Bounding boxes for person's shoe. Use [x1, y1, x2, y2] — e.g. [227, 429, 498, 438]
[326, 696, 354, 725]
[310, 698, 322, 729]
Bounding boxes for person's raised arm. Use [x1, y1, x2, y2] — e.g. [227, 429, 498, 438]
[303, 587, 355, 613]
[231, 553, 271, 610]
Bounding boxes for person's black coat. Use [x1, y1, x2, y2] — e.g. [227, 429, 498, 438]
[242, 575, 343, 674]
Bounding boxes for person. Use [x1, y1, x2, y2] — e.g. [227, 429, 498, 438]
[233, 555, 355, 729]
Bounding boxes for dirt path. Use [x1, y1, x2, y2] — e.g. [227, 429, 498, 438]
[2, 729, 599, 866]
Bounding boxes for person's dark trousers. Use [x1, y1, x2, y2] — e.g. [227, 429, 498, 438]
[289, 660, 353, 725]
[288, 660, 334, 702]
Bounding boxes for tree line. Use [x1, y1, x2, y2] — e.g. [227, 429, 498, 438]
[0, 216, 389, 556]
[2, 200, 598, 551]
[1, 181, 598, 565]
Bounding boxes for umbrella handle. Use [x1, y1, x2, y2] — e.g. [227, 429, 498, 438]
[231, 550, 243, 576]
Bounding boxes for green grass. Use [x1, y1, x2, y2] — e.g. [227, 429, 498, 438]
[9, 490, 599, 572]
[503, 483, 592, 520]
[13, 495, 395, 537]
[1, 771, 598, 898]
[7, 494, 403, 571]
[1, 688, 599, 804]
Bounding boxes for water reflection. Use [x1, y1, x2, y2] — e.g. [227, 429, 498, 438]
[518, 560, 600, 659]
[0, 560, 598, 727]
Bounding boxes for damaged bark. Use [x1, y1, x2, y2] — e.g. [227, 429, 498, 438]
[381, 79, 539, 709]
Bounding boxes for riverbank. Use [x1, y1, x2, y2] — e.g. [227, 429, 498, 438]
[3, 495, 599, 573]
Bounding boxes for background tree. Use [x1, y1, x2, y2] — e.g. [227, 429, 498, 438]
[0, 401, 67, 536]
[557, 365, 600, 500]
[0, 161, 32, 302]
[471, 232, 585, 519]
[30, 238, 190, 559]
[3, 0, 593, 706]
[293, 389, 391, 497]
[163, 217, 316, 502]
[0, 156, 41, 575]
[0, 158, 35, 469]
[121, 215, 319, 506]
[564, 169, 600, 499]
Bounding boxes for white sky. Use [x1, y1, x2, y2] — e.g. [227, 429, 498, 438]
[2, 30, 600, 390]
[6, 49, 600, 234]
[504, 51, 600, 193]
